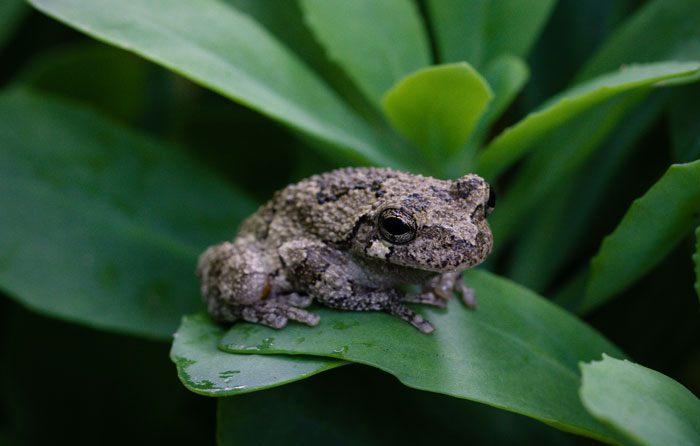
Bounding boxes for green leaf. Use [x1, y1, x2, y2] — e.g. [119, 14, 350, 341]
[217, 362, 577, 445]
[426, 0, 555, 68]
[489, 91, 647, 248]
[482, 0, 557, 64]
[506, 91, 672, 292]
[576, 0, 700, 81]
[669, 84, 700, 163]
[170, 313, 342, 397]
[0, 0, 28, 50]
[220, 270, 626, 443]
[693, 226, 700, 297]
[580, 355, 700, 446]
[382, 63, 493, 166]
[0, 88, 257, 338]
[584, 159, 700, 313]
[480, 54, 530, 128]
[477, 61, 700, 179]
[300, 0, 430, 108]
[16, 43, 151, 123]
[26, 0, 399, 168]
[426, 0, 486, 66]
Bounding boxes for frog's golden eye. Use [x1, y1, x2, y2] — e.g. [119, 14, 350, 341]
[377, 208, 417, 244]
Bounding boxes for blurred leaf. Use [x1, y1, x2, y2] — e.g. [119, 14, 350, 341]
[0, 88, 256, 338]
[16, 42, 150, 123]
[490, 91, 646, 249]
[506, 91, 671, 292]
[1, 300, 215, 444]
[577, 0, 700, 81]
[382, 63, 492, 167]
[580, 355, 700, 446]
[478, 61, 700, 179]
[584, 159, 700, 313]
[669, 85, 700, 163]
[217, 363, 578, 446]
[480, 54, 529, 128]
[300, 0, 430, 108]
[170, 313, 342, 397]
[695, 226, 700, 301]
[0, 0, 28, 50]
[482, 0, 557, 64]
[27, 0, 400, 168]
[426, 0, 485, 66]
[426, 0, 555, 68]
[220, 270, 626, 443]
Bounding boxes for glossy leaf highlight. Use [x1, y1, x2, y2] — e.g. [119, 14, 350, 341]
[170, 313, 342, 396]
[580, 355, 700, 446]
[220, 270, 626, 444]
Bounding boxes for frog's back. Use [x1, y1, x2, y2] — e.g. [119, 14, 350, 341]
[238, 167, 402, 246]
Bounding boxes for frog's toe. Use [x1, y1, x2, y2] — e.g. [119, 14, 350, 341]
[402, 292, 447, 309]
[285, 306, 321, 327]
[456, 283, 478, 309]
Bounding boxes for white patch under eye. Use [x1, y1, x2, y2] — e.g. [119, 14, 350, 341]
[367, 239, 390, 259]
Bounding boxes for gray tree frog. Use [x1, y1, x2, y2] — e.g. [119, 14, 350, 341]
[197, 167, 494, 333]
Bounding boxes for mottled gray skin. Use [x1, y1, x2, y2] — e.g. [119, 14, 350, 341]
[197, 167, 494, 334]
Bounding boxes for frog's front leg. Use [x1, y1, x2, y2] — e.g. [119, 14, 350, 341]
[422, 271, 477, 308]
[279, 240, 435, 333]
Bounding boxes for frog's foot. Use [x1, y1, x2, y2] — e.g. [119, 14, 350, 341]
[240, 298, 320, 329]
[423, 272, 478, 309]
[386, 300, 435, 334]
[278, 292, 313, 308]
[401, 291, 447, 309]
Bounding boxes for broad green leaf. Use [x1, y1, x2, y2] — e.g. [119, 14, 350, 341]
[482, 0, 557, 64]
[426, 0, 555, 68]
[489, 91, 646, 248]
[477, 61, 700, 179]
[577, 0, 700, 81]
[480, 54, 529, 128]
[16, 43, 150, 123]
[300, 0, 430, 108]
[27, 0, 399, 168]
[217, 362, 578, 446]
[0, 88, 256, 338]
[0, 0, 28, 50]
[506, 91, 671, 292]
[584, 159, 700, 313]
[669, 84, 700, 163]
[170, 313, 342, 396]
[695, 225, 700, 301]
[580, 355, 700, 446]
[426, 0, 486, 66]
[382, 63, 492, 166]
[220, 270, 626, 443]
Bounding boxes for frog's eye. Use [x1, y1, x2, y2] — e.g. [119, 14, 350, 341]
[377, 208, 417, 244]
[486, 187, 496, 216]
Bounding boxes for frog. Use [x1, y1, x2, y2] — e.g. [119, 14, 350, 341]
[197, 167, 495, 334]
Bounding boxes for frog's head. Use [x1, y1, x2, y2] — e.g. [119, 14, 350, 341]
[365, 174, 494, 273]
